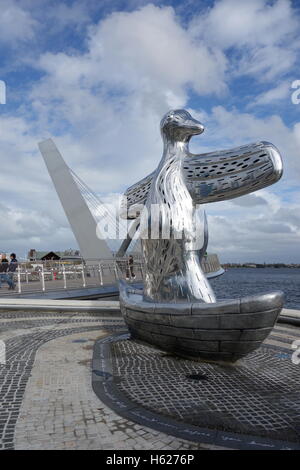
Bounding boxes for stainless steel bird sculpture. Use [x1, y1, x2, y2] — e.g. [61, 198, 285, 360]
[119, 109, 284, 362]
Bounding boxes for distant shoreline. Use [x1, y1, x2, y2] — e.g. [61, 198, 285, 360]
[222, 264, 300, 269]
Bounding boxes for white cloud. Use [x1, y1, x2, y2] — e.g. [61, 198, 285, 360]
[28, 4, 228, 189]
[33, 3, 228, 98]
[189, 0, 299, 81]
[236, 45, 297, 82]
[189, 0, 297, 49]
[0, 200, 78, 256]
[0, 1, 299, 262]
[230, 194, 268, 207]
[45, 1, 91, 30]
[249, 82, 291, 107]
[207, 192, 300, 263]
[0, 0, 36, 44]
[87, 4, 227, 95]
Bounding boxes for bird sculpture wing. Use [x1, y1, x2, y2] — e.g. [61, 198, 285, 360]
[182, 141, 283, 204]
[120, 141, 283, 219]
[120, 170, 155, 219]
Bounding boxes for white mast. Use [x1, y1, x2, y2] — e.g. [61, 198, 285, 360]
[38, 139, 111, 261]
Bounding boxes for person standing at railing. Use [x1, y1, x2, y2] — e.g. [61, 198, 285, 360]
[0, 253, 15, 290]
[7, 253, 17, 290]
[126, 254, 136, 280]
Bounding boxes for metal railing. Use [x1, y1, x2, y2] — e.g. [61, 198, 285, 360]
[201, 254, 222, 274]
[0, 254, 221, 296]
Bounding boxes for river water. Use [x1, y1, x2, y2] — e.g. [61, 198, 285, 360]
[210, 267, 300, 310]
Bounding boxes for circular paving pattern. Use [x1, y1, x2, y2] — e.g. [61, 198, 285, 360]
[1, 311, 220, 450]
[111, 341, 300, 441]
[1, 311, 300, 450]
[97, 323, 300, 449]
[0, 313, 125, 450]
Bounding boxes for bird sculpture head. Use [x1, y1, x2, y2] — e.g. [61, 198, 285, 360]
[160, 109, 204, 143]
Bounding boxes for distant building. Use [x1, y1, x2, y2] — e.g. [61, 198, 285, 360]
[27, 249, 82, 262]
[28, 250, 60, 261]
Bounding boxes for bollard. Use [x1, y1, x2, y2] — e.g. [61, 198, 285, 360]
[17, 266, 21, 294]
[81, 263, 86, 287]
[98, 263, 103, 286]
[41, 265, 45, 292]
[62, 264, 67, 289]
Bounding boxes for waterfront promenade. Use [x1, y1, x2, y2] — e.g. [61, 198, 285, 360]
[0, 302, 299, 450]
[0, 255, 221, 300]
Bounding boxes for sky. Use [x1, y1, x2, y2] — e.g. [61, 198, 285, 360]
[0, 0, 300, 263]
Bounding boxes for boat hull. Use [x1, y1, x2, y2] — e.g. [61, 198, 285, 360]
[119, 281, 284, 362]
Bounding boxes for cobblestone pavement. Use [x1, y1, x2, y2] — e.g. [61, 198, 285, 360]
[0, 312, 224, 450]
[111, 324, 300, 445]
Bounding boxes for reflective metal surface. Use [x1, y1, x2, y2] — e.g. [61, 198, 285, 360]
[121, 109, 283, 304]
[119, 281, 284, 362]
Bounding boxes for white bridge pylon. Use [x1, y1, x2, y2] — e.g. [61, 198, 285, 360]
[38, 138, 112, 261]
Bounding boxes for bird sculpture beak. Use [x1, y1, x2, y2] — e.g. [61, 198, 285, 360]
[183, 118, 205, 135]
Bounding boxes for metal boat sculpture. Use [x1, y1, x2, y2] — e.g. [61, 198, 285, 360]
[119, 109, 284, 362]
